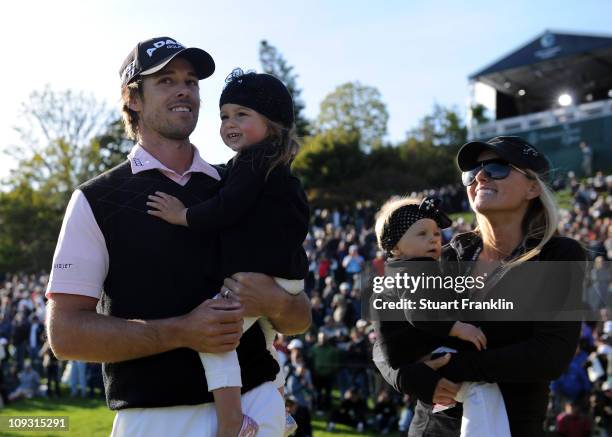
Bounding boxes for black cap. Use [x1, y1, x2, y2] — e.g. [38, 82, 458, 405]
[457, 136, 550, 174]
[119, 36, 215, 86]
[219, 69, 294, 128]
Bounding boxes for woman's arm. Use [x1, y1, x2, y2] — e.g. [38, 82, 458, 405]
[438, 237, 586, 384]
[438, 321, 581, 383]
[373, 325, 441, 403]
[373, 336, 459, 405]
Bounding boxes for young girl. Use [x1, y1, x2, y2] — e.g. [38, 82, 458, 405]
[146, 69, 308, 437]
[374, 196, 511, 437]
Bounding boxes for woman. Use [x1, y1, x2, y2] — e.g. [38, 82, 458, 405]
[374, 136, 586, 436]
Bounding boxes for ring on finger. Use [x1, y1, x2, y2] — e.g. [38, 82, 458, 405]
[221, 287, 231, 298]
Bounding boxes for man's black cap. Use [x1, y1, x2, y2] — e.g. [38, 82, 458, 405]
[457, 136, 551, 174]
[119, 36, 215, 86]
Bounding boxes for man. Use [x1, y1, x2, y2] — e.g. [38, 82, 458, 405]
[579, 141, 593, 177]
[45, 36, 311, 436]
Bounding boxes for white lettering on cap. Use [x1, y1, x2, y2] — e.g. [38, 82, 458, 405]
[146, 39, 184, 57]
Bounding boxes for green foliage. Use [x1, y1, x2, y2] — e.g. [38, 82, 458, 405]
[297, 104, 466, 206]
[0, 87, 132, 273]
[0, 183, 64, 272]
[315, 82, 389, 151]
[6, 86, 130, 193]
[259, 40, 310, 137]
[293, 130, 366, 205]
[470, 103, 490, 125]
[405, 103, 467, 147]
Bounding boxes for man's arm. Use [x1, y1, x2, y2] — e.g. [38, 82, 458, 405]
[46, 293, 244, 363]
[223, 272, 311, 335]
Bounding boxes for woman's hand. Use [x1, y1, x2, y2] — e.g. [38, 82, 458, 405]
[450, 321, 488, 351]
[424, 353, 460, 405]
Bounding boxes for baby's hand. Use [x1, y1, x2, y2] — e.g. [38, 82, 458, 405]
[449, 321, 487, 351]
[146, 191, 188, 226]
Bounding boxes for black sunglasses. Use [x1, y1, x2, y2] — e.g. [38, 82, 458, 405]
[461, 159, 530, 186]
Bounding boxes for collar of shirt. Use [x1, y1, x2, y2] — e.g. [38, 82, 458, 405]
[127, 144, 220, 186]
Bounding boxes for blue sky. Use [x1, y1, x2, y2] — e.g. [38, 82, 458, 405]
[1, 0, 611, 179]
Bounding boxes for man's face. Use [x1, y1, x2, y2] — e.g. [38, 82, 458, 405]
[131, 57, 200, 140]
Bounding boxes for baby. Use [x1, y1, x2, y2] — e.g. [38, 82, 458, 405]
[374, 196, 511, 437]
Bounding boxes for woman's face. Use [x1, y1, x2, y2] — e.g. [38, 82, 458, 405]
[467, 150, 540, 216]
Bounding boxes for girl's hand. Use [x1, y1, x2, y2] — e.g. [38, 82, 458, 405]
[449, 321, 487, 351]
[147, 192, 188, 226]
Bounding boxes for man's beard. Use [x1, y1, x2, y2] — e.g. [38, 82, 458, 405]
[148, 112, 199, 140]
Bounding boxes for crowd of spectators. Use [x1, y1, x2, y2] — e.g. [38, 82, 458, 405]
[0, 272, 104, 407]
[0, 172, 610, 436]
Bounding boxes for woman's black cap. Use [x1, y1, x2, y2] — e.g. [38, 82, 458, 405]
[457, 136, 551, 174]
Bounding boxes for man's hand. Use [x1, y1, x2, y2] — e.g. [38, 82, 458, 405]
[223, 272, 311, 334]
[177, 299, 244, 353]
[146, 191, 188, 226]
[222, 272, 284, 318]
[424, 353, 460, 405]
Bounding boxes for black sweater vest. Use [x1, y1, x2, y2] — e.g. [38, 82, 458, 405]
[79, 162, 278, 410]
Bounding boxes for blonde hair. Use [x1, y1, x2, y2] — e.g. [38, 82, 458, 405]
[475, 169, 558, 270]
[233, 115, 300, 180]
[374, 196, 421, 252]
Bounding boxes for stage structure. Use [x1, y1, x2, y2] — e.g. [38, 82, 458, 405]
[468, 30, 612, 175]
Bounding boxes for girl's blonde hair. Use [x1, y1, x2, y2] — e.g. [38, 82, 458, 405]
[475, 169, 558, 270]
[262, 117, 300, 178]
[374, 196, 421, 253]
[233, 115, 300, 180]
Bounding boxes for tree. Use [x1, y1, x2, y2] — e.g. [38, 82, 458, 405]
[0, 182, 63, 273]
[6, 85, 121, 196]
[259, 40, 310, 137]
[292, 130, 366, 205]
[405, 104, 467, 148]
[397, 104, 467, 188]
[315, 82, 389, 151]
[0, 86, 132, 273]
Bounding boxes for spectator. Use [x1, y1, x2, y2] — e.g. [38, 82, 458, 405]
[310, 332, 339, 413]
[552, 347, 591, 408]
[342, 245, 365, 286]
[327, 387, 368, 432]
[8, 361, 40, 401]
[556, 401, 591, 437]
[580, 141, 593, 177]
[397, 394, 415, 437]
[285, 396, 312, 437]
[373, 389, 397, 434]
[69, 360, 87, 398]
[286, 364, 314, 436]
[39, 340, 61, 398]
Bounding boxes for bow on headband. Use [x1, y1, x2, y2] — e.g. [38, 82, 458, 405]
[380, 196, 452, 257]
